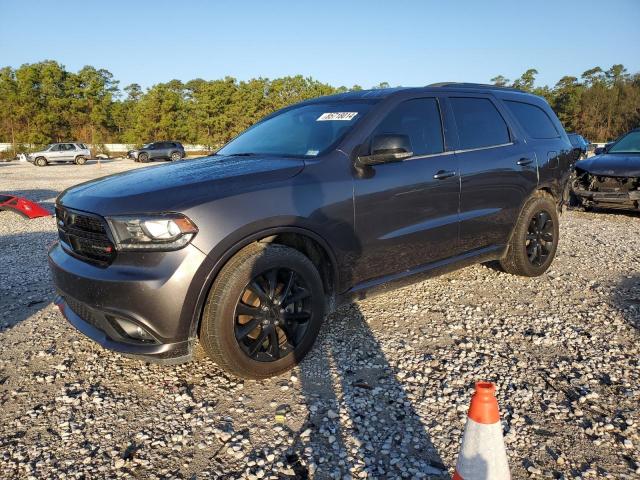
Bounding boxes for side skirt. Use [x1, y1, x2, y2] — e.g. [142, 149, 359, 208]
[338, 244, 506, 304]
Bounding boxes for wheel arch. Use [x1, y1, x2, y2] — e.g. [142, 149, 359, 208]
[189, 226, 339, 340]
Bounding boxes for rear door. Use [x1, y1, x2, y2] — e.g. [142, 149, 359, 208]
[353, 96, 461, 284]
[447, 95, 538, 252]
[501, 99, 573, 197]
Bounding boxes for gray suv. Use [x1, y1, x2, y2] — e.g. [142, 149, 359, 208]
[127, 142, 185, 162]
[50, 84, 572, 379]
[27, 143, 91, 166]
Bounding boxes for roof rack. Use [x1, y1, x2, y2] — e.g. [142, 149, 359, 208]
[428, 82, 524, 93]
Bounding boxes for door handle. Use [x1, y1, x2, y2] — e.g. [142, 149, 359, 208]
[433, 170, 456, 180]
[517, 157, 533, 166]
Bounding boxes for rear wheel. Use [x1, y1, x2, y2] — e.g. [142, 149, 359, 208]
[75, 156, 86, 165]
[199, 243, 325, 379]
[35, 157, 47, 167]
[138, 152, 149, 163]
[499, 193, 559, 277]
[170, 151, 181, 161]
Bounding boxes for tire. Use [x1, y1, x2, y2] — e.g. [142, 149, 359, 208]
[499, 192, 559, 277]
[170, 151, 181, 161]
[35, 157, 47, 167]
[138, 152, 149, 163]
[199, 243, 326, 379]
[75, 156, 86, 165]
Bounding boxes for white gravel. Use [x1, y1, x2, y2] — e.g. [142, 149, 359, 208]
[1, 160, 639, 479]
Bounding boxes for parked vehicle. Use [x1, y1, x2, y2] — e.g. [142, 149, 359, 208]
[49, 83, 573, 378]
[567, 133, 589, 160]
[127, 142, 185, 162]
[570, 128, 640, 211]
[27, 143, 91, 166]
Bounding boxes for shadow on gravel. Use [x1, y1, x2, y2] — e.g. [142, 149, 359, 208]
[0, 231, 58, 332]
[291, 303, 447, 479]
[580, 206, 640, 219]
[610, 274, 640, 332]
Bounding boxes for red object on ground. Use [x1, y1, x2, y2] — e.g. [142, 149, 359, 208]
[0, 194, 51, 219]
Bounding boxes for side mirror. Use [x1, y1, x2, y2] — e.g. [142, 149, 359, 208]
[357, 134, 413, 166]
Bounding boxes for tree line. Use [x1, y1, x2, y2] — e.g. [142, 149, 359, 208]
[0, 60, 638, 156]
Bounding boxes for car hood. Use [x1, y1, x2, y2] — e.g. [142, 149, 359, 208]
[577, 153, 640, 177]
[58, 155, 305, 215]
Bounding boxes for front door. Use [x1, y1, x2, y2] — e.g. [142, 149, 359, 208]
[47, 144, 65, 162]
[353, 97, 461, 286]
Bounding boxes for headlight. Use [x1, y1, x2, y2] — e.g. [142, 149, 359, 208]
[106, 214, 198, 251]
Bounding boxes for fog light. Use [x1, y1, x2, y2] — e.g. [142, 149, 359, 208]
[109, 316, 157, 343]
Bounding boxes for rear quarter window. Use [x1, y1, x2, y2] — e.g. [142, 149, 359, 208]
[504, 100, 559, 139]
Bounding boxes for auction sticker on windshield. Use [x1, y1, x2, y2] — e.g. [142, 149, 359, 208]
[317, 112, 358, 121]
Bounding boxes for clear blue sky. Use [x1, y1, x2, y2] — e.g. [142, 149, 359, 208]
[1, 0, 639, 93]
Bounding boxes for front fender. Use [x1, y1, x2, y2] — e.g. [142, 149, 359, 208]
[186, 223, 339, 341]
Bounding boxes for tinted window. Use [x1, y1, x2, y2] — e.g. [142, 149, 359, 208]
[505, 100, 558, 139]
[373, 98, 443, 156]
[450, 97, 510, 149]
[50, 144, 62, 151]
[64, 144, 76, 150]
[609, 130, 640, 153]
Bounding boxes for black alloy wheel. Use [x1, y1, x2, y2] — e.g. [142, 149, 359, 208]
[526, 211, 554, 266]
[234, 267, 312, 362]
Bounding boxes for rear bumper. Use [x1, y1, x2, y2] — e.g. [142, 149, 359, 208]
[572, 188, 640, 209]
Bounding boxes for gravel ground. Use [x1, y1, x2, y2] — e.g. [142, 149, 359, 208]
[0, 160, 639, 479]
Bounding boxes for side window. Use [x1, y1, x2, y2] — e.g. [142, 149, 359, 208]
[450, 97, 510, 150]
[51, 144, 62, 151]
[372, 98, 444, 156]
[504, 100, 559, 139]
[65, 144, 76, 150]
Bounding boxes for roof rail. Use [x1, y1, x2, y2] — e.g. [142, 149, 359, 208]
[428, 82, 524, 93]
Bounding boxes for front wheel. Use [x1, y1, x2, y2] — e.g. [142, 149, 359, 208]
[35, 157, 48, 167]
[499, 193, 559, 277]
[199, 243, 326, 379]
[138, 153, 149, 163]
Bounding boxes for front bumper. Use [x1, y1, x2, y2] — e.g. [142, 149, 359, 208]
[572, 188, 640, 209]
[48, 241, 212, 364]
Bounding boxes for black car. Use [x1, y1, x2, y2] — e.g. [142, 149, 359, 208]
[127, 141, 185, 162]
[49, 83, 572, 378]
[567, 133, 589, 160]
[571, 128, 640, 211]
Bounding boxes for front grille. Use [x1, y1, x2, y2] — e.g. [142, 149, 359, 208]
[56, 206, 115, 264]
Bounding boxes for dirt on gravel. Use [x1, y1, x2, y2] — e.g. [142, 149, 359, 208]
[0, 160, 638, 479]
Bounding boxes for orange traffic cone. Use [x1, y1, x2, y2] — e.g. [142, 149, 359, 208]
[453, 382, 510, 480]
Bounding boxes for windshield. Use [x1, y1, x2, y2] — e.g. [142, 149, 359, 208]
[218, 101, 375, 157]
[142, 143, 151, 149]
[609, 131, 640, 154]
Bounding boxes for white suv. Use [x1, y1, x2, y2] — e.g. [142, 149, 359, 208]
[27, 143, 91, 167]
